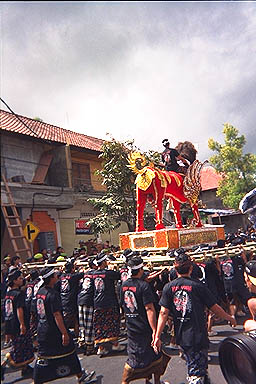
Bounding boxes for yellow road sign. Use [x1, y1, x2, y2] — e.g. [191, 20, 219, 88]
[23, 221, 40, 242]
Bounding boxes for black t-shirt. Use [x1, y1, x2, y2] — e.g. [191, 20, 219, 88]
[36, 285, 74, 355]
[92, 268, 120, 309]
[232, 256, 252, 302]
[60, 272, 84, 313]
[204, 260, 222, 301]
[232, 256, 246, 288]
[4, 288, 29, 336]
[121, 277, 155, 336]
[30, 277, 44, 314]
[162, 148, 179, 172]
[159, 276, 217, 351]
[77, 270, 94, 307]
[221, 258, 235, 292]
[120, 267, 130, 284]
[25, 279, 39, 313]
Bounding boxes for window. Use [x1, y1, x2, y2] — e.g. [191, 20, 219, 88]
[72, 163, 92, 192]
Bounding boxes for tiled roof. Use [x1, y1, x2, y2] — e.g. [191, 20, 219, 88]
[0, 109, 104, 151]
[200, 166, 223, 191]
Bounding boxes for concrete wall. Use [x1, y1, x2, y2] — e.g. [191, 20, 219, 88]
[200, 189, 225, 209]
[58, 199, 129, 255]
[210, 213, 249, 234]
[1, 182, 73, 209]
[1, 133, 48, 183]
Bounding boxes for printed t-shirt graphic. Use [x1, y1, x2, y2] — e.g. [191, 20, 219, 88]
[221, 259, 234, 281]
[37, 297, 46, 319]
[120, 268, 129, 283]
[82, 277, 91, 291]
[5, 298, 14, 319]
[94, 277, 105, 293]
[173, 289, 192, 317]
[61, 277, 70, 293]
[124, 289, 138, 313]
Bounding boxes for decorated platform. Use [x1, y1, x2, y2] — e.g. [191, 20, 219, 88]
[119, 225, 225, 251]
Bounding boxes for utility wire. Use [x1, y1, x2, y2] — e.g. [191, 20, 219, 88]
[1, 97, 53, 146]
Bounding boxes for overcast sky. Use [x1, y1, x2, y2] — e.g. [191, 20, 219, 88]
[1, 1, 255, 161]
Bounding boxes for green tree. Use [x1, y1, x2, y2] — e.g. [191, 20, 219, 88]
[87, 137, 161, 235]
[87, 138, 137, 234]
[33, 117, 44, 122]
[208, 123, 256, 209]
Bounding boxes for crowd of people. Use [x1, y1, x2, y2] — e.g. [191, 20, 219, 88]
[1, 234, 256, 384]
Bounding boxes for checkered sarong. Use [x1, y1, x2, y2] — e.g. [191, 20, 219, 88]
[78, 305, 94, 344]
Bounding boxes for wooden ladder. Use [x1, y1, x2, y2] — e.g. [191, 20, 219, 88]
[1, 173, 32, 260]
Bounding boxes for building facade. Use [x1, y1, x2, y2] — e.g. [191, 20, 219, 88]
[1, 109, 128, 260]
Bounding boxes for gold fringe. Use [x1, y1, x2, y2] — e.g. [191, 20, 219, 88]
[37, 349, 76, 360]
[124, 355, 163, 373]
[94, 336, 118, 345]
[5, 352, 34, 368]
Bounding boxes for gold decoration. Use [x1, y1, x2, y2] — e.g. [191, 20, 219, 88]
[172, 173, 182, 187]
[135, 169, 156, 191]
[183, 160, 207, 205]
[155, 169, 168, 188]
[162, 171, 172, 184]
[134, 236, 155, 248]
[128, 152, 148, 174]
[179, 230, 217, 247]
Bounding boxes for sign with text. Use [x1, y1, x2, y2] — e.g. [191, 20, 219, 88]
[75, 219, 92, 235]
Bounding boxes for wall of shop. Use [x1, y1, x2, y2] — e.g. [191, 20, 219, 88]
[58, 200, 129, 255]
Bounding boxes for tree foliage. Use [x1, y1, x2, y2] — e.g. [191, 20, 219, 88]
[208, 123, 256, 209]
[87, 138, 137, 234]
[87, 137, 161, 235]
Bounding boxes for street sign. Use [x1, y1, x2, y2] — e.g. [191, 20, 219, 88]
[23, 221, 40, 242]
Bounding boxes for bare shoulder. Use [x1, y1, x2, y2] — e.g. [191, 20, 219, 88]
[248, 297, 256, 314]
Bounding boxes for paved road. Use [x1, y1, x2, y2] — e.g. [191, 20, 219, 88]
[1, 317, 247, 384]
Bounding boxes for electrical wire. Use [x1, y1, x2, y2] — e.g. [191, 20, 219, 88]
[0, 97, 51, 143]
[30, 187, 64, 221]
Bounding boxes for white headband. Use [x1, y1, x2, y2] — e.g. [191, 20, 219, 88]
[42, 269, 56, 279]
[125, 251, 134, 258]
[129, 262, 144, 270]
[96, 254, 108, 264]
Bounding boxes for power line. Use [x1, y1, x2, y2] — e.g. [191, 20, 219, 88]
[1, 98, 42, 139]
[0, 98, 53, 146]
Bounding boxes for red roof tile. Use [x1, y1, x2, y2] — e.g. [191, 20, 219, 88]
[200, 166, 223, 191]
[0, 109, 104, 151]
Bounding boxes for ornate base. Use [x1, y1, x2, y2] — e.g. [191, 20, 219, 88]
[119, 225, 225, 251]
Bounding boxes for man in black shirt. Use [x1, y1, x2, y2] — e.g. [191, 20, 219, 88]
[1, 269, 34, 380]
[153, 253, 236, 384]
[33, 267, 96, 384]
[60, 261, 84, 339]
[78, 258, 97, 355]
[121, 256, 171, 384]
[162, 139, 189, 173]
[220, 254, 252, 318]
[25, 270, 39, 319]
[93, 252, 125, 356]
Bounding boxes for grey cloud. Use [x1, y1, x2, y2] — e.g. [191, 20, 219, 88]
[1, 2, 255, 160]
